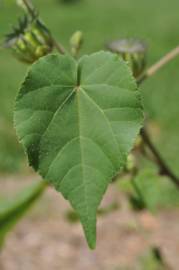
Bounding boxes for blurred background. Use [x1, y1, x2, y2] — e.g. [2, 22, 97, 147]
[0, 0, 179, 269]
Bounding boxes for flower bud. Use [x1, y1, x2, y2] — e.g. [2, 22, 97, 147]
[70, 31, 83, 57]
[107, 38, 147, 78]
[4, 16, 53, 64]
[126, 153, 136, 172]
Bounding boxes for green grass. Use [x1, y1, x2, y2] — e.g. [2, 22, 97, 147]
[0, 0, 179, 174]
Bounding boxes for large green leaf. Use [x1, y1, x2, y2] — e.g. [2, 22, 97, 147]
[0, 180, 46, 248]
[14, 51, 143, 248]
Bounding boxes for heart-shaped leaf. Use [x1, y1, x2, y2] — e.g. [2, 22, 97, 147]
[14, 51, 143, 248]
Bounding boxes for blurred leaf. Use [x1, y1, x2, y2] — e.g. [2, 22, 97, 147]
[0, 180, 46, 247]
[120, 169, 179, 212]
[14, 51, 143, 249]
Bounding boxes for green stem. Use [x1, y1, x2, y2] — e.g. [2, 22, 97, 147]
[51, 37, 66, 54]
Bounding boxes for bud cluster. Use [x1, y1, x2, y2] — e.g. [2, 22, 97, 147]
[4, 16, 53, 63]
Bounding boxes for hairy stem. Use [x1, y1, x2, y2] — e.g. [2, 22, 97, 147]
[137, 46, 179, 84]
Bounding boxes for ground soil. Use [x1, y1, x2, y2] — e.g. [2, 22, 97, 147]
[0, 175, 179, 270]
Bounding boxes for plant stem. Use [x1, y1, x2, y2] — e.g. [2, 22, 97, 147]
[137, 46, 179, 187]
[21, 0, 36, 17]
[137, 46, 179, 84]
[141, 128, 179, 187]
[52, 37, 66, 54]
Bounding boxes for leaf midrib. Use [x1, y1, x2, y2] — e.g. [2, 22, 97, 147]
[76, 88, 91, 237]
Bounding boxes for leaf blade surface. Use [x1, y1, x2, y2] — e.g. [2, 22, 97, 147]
[14, 51, 143, 248]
